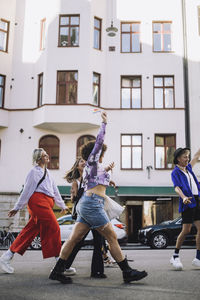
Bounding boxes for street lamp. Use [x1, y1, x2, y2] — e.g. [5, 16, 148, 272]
[106, 20, 118, 37]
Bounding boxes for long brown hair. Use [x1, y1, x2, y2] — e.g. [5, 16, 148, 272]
[64, 157, 82, 183]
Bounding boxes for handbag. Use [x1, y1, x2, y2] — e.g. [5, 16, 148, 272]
[104, 196, 124, 220]
[72, 179, 84, 220]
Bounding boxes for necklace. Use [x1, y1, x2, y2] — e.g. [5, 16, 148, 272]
[177, 164, 186, 172]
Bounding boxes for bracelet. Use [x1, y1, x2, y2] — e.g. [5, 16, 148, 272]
[183, 197, 187, 202]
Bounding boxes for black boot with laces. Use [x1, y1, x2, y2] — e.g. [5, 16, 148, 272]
[117, 258, 148, 283]
[49, 258, 72, 284]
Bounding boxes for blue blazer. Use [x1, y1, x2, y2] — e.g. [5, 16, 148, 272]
[171, 164, 200, 212]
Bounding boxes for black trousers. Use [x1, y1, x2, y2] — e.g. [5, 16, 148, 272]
[65, 229, 104, 275]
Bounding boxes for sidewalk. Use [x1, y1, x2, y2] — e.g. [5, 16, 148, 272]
[0, 249, 199, 300]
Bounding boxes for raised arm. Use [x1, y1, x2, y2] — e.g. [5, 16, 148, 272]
[87, 112, 107, 164]
[190, 148, 200, 168]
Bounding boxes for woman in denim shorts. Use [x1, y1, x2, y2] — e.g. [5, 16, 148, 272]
[49, 112, 147, 284]
[64, 157, 106, 278]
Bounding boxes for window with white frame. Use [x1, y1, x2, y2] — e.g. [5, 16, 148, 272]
[154, 76, 174, 108]
[153, 22, 172, 52]
[121, 134, 142, 169]
[121, 76, 141, 108]
[121, 22, 141, 53]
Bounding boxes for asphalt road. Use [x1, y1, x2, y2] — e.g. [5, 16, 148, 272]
[0, 249, 199, 300]
[0, 243, 196, 251]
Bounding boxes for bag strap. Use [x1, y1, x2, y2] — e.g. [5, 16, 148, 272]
[79, 177, 83, 188]
[36, 168, 47, 189]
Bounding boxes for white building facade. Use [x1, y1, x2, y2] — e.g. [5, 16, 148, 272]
[0, 0, 200, 241]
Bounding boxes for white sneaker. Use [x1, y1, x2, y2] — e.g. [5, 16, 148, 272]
[170, 256, 183, 270]
[0, 254, 14, 274]
[64, 267, 76, 276]
[104, 258, 118, 268]
[192, 258, 200, 268]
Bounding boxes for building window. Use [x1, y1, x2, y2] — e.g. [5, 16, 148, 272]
[198, 7, 200, 35]
[40, 18, 46, 50]
[57, 71, 78, 104]
[121, 22, 141, 53]
[0, 19, 9, 52]
[154, 76, 174, 108]
[121, 134, 142, 169]
[153, 22, 172, 52]
[155, 134, 176, 169]
[58, 15, 80, 47]
[39, 135, 59, 169]
[121, 76, 141, 108]
[94, 17, 101, 50]
[0, 74, 6, 108]
[77, 135, 95, 157]
[37, 73, 43, 107]
[93, 72, 100, 106]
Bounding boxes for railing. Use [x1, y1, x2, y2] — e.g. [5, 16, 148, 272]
[0, 223, 16, 249]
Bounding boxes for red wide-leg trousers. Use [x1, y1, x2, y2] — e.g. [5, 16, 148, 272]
[10, 192, 61, 258]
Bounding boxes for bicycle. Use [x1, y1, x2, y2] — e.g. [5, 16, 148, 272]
[0, 223, 16, 249]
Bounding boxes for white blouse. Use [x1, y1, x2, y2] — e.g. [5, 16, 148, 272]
[13, 165, 67, 211]
[181, 170, 199, 195]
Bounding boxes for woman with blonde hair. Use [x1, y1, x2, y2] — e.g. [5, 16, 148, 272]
[0, 148, 69, 282]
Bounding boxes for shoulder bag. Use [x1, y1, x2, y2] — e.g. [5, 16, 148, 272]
[71, 179, 84, 220]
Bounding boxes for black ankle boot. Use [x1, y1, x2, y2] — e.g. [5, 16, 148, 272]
[123, 269, 148, 283]
[49, 258, 72, 284]
[117, 258, 148, 283]
[91, 272, 107, 279]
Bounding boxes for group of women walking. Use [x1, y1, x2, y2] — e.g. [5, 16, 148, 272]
[0, 112, 147, 284]
[1, 111, 200, 284]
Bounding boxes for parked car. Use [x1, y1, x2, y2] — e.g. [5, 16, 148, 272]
[30, 214, 127, 250]
[138, 216, 197, 249]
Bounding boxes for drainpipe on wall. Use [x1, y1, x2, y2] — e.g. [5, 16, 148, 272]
[181, 0, 191, 148]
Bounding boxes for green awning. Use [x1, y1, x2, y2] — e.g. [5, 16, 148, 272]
[116, 186, 176, 196]
[58, 186, 71, 195]
[58, 186, 176, 197]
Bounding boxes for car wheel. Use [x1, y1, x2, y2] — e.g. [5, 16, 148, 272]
[30, 236, 41, 250]
[150, 232, 169, 249]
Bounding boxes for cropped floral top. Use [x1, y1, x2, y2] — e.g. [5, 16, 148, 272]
[83, 122, 110, 191]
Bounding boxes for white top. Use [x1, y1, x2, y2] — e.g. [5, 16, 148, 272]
[182, 170, 199, 195]
[14, 165, 67, 211]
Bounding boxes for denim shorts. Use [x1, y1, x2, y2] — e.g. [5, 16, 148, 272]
[76, 193, 110, 229]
